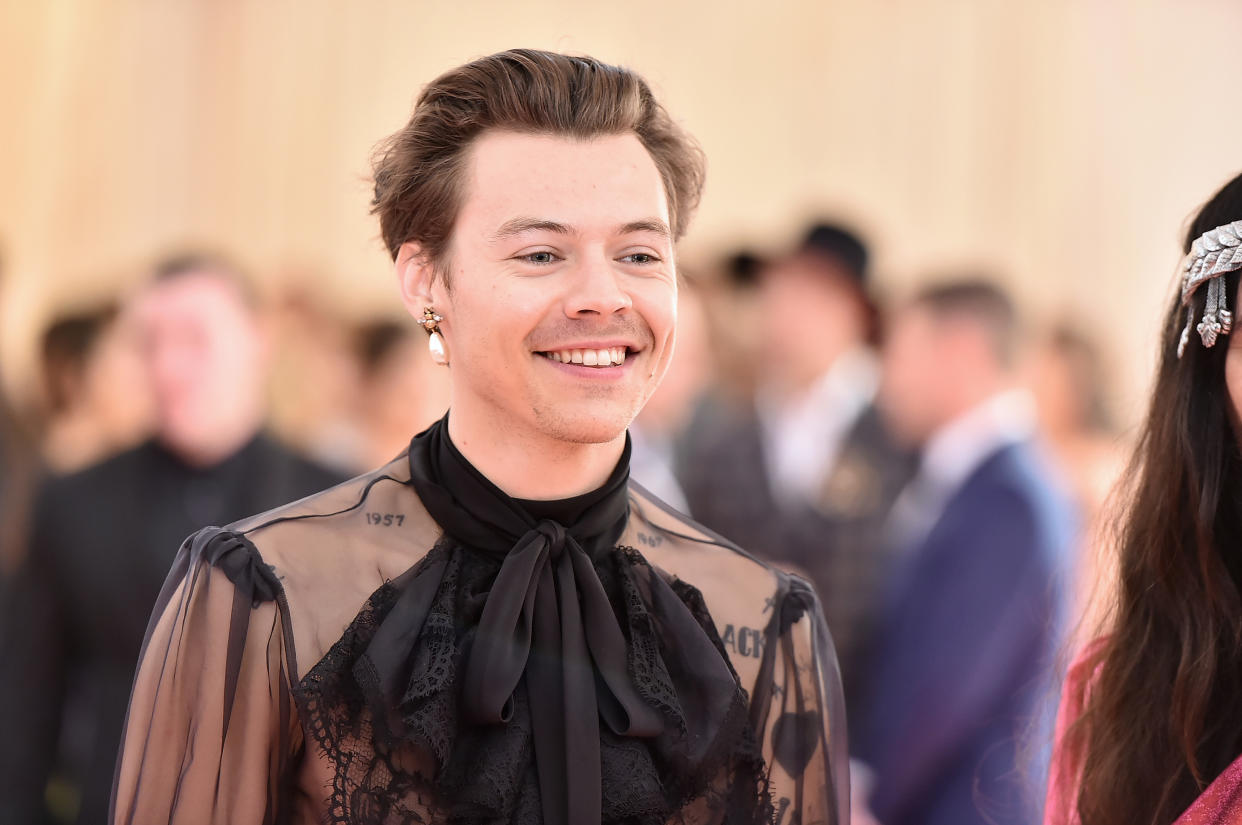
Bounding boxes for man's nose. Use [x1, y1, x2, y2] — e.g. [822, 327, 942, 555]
[564, 254, 632, 318]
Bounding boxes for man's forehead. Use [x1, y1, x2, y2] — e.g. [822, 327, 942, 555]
[458, 130, 670, 233]
[135, 271, 251, 320]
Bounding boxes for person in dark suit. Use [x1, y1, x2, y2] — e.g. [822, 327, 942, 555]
[0, 391, 37, 576]
[853, 280, 1076, 825]
[679, 224, 915, 712]
[0, 255, 39, 578]
[0, 253, 345, 825]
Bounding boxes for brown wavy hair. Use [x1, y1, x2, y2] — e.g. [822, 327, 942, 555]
[370, 48, 706, 276]
[1065, 171, 1242, 824]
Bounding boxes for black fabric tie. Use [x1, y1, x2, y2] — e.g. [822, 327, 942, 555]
[304, 413, 766, 824]
[407, 418, 662, 825]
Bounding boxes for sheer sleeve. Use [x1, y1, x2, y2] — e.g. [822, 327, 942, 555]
[111, 527, 295, 825]
[753, 575, 850, 825]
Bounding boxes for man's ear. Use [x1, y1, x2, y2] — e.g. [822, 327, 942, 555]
[395, 242, 436, 317]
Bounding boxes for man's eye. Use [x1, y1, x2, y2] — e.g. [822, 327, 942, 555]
[520, 251, 559, 265]
[622, 253, 659, 264]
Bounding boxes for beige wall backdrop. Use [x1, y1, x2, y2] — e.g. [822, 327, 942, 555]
[3, 0, 1241, 420]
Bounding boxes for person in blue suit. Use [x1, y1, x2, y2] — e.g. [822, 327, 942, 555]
[853, 280, 1077, 825]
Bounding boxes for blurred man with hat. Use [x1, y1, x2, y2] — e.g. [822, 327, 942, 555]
[681, 221, 915, 713]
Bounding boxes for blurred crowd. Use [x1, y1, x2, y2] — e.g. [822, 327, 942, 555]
[0, 224, 1124, 825]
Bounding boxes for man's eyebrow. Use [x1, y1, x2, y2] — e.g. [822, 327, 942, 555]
[491, 218, 572, 242]
[618, 219, 671, 239]
[491, 217, 672, 242]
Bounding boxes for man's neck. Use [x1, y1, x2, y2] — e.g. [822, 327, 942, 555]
[769, 341, 856, 402]
[447, 407, 626, 501]
[933, 378, 1011, 436]
[917, 384, 1033, 486]
[162, 418, 262, 470]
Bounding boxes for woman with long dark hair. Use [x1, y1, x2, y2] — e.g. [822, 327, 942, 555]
[1046, 171, 1242, 824]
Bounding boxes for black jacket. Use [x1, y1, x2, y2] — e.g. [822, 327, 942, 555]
[678, 398, 914, 713]
[0, 434, 344, 825]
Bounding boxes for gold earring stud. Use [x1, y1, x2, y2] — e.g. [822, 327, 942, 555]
[418, 307, 449, 366]
[416, 306, 443, 334]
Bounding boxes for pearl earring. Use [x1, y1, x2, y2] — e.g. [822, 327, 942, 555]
[417, 307, 448, 366]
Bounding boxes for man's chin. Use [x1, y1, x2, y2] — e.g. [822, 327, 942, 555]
[531, 404, 635, 446]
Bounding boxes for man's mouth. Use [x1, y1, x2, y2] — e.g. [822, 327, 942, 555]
[538, 347, 630, 367]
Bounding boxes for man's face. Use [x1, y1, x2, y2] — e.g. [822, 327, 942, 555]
[132, 272, 267, 458]
[756, 253, 864, 380]
[878, 307, 950, 446]
[417, 130, 677, 446]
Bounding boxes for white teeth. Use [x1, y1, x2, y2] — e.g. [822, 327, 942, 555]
[544, 347, 630, 366]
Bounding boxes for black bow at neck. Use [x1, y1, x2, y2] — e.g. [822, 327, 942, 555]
[406, 417, 663, 825]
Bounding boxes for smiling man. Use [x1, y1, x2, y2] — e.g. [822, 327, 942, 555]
[111, 49, 848, 825]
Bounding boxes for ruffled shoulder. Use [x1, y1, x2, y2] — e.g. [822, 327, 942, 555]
[217, 453, 444, 683]
[193, 527, 281, 606]
[774, 571, 823, 631]
[112, 526, 296, 824]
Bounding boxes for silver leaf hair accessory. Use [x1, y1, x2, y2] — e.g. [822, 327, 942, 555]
[1178, 220, 1242, 358]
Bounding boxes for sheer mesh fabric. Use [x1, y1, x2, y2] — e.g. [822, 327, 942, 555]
[112, 451, 848, 825]
[109, 529, 296, 824]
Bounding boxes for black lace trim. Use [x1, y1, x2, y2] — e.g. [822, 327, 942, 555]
[290, 542, 774, 825]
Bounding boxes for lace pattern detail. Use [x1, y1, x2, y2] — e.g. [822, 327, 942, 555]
[610, 547, 687, 735]
[291, 541, 774, 825]
[665, 575, 772, 825]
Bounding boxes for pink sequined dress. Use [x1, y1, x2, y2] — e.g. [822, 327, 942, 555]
[1045, 650, 1242, 825]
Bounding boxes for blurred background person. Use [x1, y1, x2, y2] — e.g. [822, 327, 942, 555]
[854, 280, 1076, 825]
[265, 282, 366, 469]
[1027, 321, 1122, 522]
[0, 251, 40, 576]
[1026, 321, 1126, 645]
[0, 252, 345, 825]
[631, 283, 713, 511]
[36, 302, 153, 474]
[313, 316, 451, 472]
[668, 251, 767, 507]
[692, 250, 768, 403]
[680, 222, 915, 712]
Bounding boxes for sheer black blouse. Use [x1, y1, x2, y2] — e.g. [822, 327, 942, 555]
[111, 420, 848, 824]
